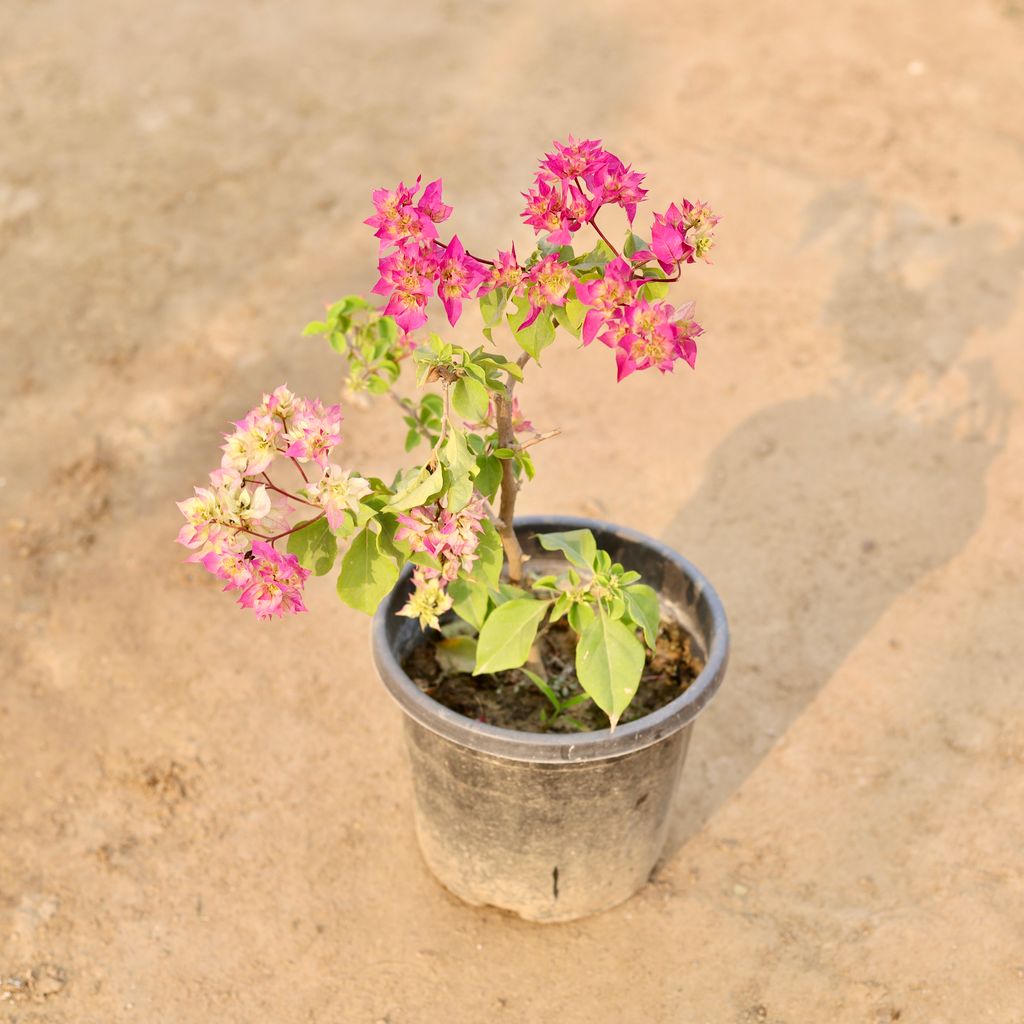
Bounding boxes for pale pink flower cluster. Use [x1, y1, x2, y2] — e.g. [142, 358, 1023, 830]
[177, 387, 367, 619]
[220, 385, 343, 475]
[301, 465, 373, 531]
[395, 499, 487, 583]
[395, 500, 488, 630]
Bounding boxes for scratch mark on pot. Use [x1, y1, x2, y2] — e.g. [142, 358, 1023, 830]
[552, 866, 560, 900]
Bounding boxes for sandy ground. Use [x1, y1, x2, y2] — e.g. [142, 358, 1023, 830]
[2, 1, 1023, 1021]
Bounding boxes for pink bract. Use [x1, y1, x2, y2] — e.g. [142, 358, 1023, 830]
[236, 541, 311, 620]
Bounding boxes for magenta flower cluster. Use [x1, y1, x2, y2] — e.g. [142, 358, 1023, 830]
[366, 135, 717, 381]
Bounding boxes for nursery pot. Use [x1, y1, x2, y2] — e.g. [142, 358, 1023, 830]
[372, 515, 729, 922]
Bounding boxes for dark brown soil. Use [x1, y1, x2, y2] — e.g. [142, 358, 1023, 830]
[402, 618, 705, 732]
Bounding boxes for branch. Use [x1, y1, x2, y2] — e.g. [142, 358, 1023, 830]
[518, 428, 561, 451]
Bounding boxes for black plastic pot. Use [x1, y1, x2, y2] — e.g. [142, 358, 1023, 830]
[372, 515, 729, 922]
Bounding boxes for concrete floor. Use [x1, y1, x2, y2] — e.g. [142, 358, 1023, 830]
[2, 1, 1022, 1020]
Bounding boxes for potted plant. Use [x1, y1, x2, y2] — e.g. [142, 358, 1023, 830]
[176, 136, 729, 922]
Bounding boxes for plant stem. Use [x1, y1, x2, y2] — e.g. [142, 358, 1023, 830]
[263, 511, 326, 544]
[494, 390, 523, 584]
[575, 175, 622, 259]
[244, 474, 319, 507]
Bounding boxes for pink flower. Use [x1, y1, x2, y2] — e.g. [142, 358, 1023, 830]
[648, 203, 691, 273]
[364, 177, 438, 249]
[371, 241, 437, 300]
[435, 236, 487, 326]
[221, 409, 280, 475]
[201, 547, 253, 591]
[283, 401, 343, 468]
[478, 245, 525, 296]
[520, 254, 574, 330]
[417, 179, 453, 224]
[614, 298, 703, 381]
[678, 199, 719, 263]
[521, 177, 566, 239]
[538, 136, 611, 186]
[236, 541, 311, 620]
[383, 289, 429, 334]
[589, 155, 648, 223]
[395, 500, 486, 582]
[572, 257, 638, 345]
[303, 465, 372, 531]
[520, 180, 590, 246]
[640, 199, 720, 273]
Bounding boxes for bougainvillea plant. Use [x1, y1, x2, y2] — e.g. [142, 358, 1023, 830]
[177, 136, 718, 728]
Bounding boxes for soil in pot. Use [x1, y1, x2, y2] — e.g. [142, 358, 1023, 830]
[402, 617, 705, 733]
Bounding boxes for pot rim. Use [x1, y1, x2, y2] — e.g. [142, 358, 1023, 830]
[371, 514, 729, 764]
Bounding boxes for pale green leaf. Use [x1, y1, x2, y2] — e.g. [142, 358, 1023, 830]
[475, 519, 504, 588]
[474, 599, 549, 674]
[286, 517, 338, 576]
[575, 611, 645, 729]
[436, 636, 478, 674]
[451, 377, 490, 422]
[623, 584, 660, 649]
[536, 529, 597, 571]
[337, 526, 400, 614]
[448, 577, 489, 631]
[386, 466, 443, 512]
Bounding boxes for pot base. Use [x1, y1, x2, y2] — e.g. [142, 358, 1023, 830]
[404, 715, 692, 922]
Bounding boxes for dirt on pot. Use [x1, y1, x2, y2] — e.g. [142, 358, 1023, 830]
[402, 618, 705, 732]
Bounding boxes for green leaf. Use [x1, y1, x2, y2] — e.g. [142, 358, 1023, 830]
[522, 668, 560, 712]
[550, 592, 572, 622]
[448, 577, 489, 631]
[570, 240, 615, 272]
[286, 517, 338, 576]
[337, 527, 400, 614]
[536, 529, 597, 571]
[386, 466, 443, 512]
[563, 294, 588, 335]
[475, 519, 503, 588]
[567, 600, 595, 634]
[303, 320, 328, 336]
[575, 611, 645, 729]
[474, 455, 502, 501]
[478, 288, 508, 328]
[377, 315, 398, 344]
[642, 280, 669, 301]
[446, 472, 474, 513]
[623, 232, 649, 258]
[506, 297, 556, 363]
[436, 636, 478, 675]
[451, 377, 490, 422]
[474, 598, 549, 675]
[443, 427, 476, 478]
[493, 582, 529, 604]
[623, 584, 660, 649]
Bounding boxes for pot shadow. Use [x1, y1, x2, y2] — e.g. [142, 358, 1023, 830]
[660, 188, 1020, 857]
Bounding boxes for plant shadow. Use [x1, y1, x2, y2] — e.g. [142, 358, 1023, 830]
[660, 188, 1020, 856]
